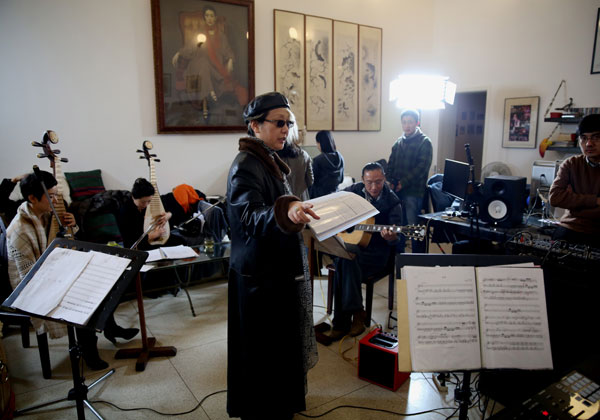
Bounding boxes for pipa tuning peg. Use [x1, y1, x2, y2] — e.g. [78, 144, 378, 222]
[37, 153, 48, 159]
[136, 149, 143, 153]
[154, 159, 161, 162]
[53, 149, 61, 154]
[61, 158, 69, 163]
[31, 141, 43, 147]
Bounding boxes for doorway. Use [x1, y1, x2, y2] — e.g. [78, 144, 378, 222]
[437, 91, 487, 181]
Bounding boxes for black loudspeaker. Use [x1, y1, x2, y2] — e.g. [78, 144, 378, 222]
[479, 175, 526, 227]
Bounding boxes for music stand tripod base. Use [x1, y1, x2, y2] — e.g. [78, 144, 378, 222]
[114, 273, 177, 371]
[114, 337, 177, 372]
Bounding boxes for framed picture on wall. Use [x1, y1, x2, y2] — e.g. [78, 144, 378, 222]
[502, 96, 540, 148]
[305, 15, 333, 131]
[150, 0, 255, 133]
[358, 25, 382, 131]
[333, 20, 358, 131]
[592, 8, 600, 74]
[274, 10, 306, 129]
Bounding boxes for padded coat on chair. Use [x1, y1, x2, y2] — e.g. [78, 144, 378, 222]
[0, 218, 52, 379]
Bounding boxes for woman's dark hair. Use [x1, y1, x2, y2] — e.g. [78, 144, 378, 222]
[203, 5, 216, 16]
[276, 140, 301, 158]
[131, 178, 155, 199]
[20, 170, 57, 202]
[362, 162, 385, 177]
[315, 130, 336, 153]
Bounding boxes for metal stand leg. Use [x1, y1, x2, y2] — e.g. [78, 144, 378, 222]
[14, 326, 115, 420]
[455, 371, 472, 420]
[173, 266, 196, 317]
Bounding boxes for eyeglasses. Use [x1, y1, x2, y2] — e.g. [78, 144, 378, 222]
[579, 133, 600, 143]
[264, 119, 295, 128]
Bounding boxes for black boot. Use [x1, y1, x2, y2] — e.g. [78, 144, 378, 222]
[103, 314, 139, 345]
[77, 328, 108, 371]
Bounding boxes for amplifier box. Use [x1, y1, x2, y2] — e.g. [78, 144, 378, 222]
[358, 329, 410, 391]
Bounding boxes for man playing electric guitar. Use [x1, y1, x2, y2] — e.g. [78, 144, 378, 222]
[328, 162, 402, 341]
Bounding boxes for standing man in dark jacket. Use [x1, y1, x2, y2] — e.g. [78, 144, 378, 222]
[329, 162, 402, 340]
[310, 130, 344, 198]
[387, 109, 432, 252]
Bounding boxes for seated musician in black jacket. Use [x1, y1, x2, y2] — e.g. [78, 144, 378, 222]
[329, 162, 402, 341]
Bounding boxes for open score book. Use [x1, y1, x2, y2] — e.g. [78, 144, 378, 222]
[396, 265, 553, 372]
[305, 191, 379, 242]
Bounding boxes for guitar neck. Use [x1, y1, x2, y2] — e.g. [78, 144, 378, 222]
[355, 224, 407, 234]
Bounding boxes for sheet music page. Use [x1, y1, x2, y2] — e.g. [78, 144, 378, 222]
[404, 266, 482, 371]
[159, 245, 198, 259]
[49, 251, 131, 325]
[145, 248, 164, 262]
[306, 191, 379, 241]
[476, 266, 553, 370]
[12, 248, 92, 316]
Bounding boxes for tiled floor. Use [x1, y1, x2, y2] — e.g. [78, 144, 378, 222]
[3, 276, 500, 419]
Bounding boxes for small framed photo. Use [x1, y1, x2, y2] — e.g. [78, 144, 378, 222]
[502, 96, 540, 149]
[592, 8, 600, 74]
[151, 0, 255, 133]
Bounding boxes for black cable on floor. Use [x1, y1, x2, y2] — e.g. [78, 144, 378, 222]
[297, 404, 457, 418]
[90, 389, 226, 416]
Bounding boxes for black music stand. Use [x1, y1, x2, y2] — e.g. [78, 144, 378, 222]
[395, 253, 541, 420]
[1, 239, 148, 420]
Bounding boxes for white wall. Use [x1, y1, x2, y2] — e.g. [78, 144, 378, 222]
[431, 0, 600, 178]
[1, 0, 599, 196]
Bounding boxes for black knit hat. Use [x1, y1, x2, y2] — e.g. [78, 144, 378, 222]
[243, 92, 290, 123]
[578, 114, 600, 134]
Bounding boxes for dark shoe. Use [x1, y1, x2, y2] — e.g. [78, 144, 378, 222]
[82, 347, 109, 371]
[104, 326, 139, 345]
[349, 310, 366, 337]
[328, 328, 349, 342]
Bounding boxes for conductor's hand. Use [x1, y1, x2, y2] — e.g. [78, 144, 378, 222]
[61, 212, 77, 227]
[288, 201, 320, 225]
[381, 226, 398, 241]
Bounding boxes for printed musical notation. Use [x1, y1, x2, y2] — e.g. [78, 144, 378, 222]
[476, 267, 552, 369]
[401, 265, 553, 372]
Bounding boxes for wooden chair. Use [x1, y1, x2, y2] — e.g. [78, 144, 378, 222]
[0, 218, 52, 379]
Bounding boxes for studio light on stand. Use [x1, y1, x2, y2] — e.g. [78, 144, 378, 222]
[389, 74, 456, 110]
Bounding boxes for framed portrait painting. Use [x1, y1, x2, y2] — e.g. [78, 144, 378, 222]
[358, 25, 382, 131]
[151, 0, 255, 133]
[333, 20, 358, 131]
[305, 15, 333, 131]
[592, 8, 600, 74]
[274, 10, 306, 130]
[502, 96, 540, 148]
